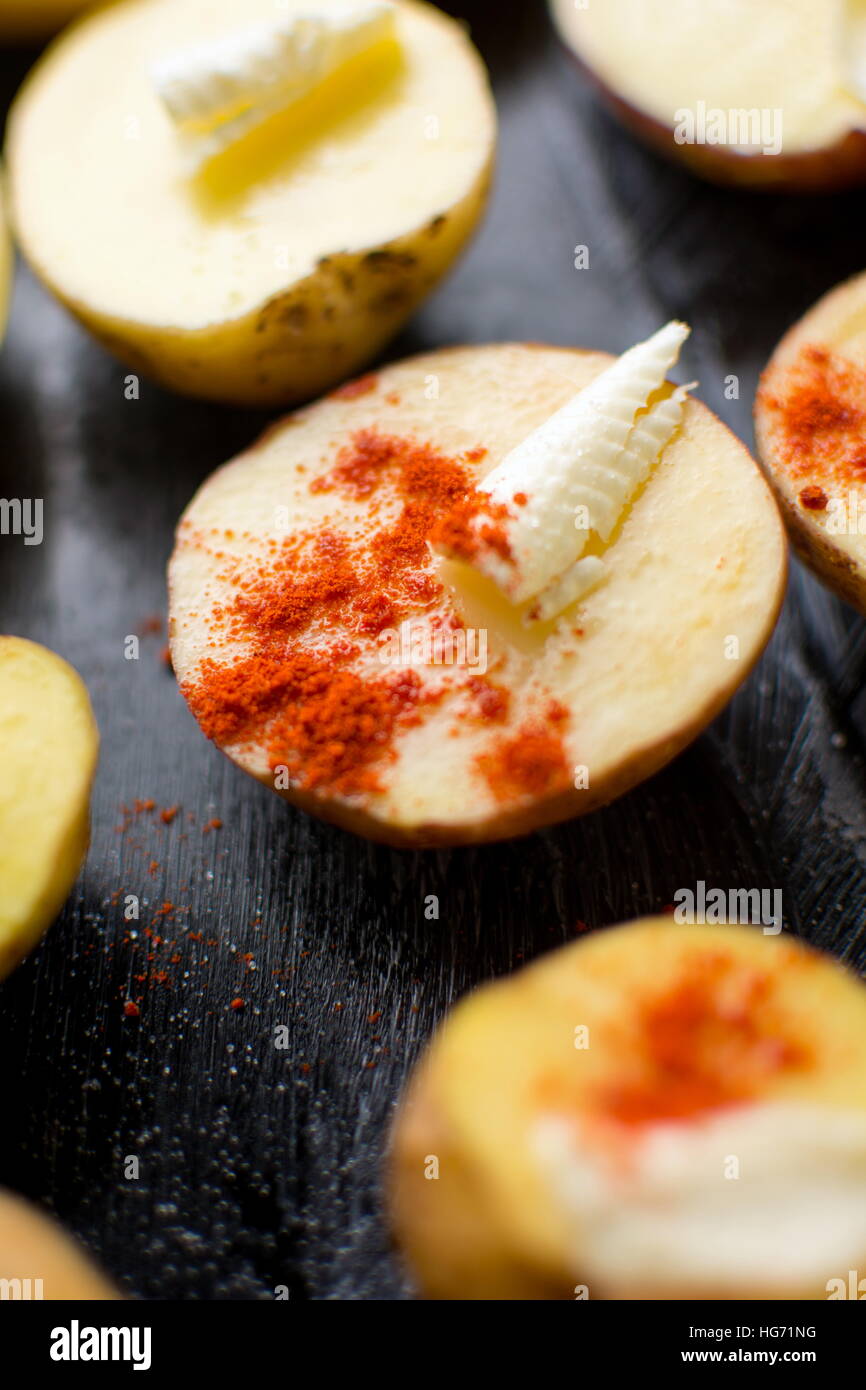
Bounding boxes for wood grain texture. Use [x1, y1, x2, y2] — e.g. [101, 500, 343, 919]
[2, 1, 866, 1300]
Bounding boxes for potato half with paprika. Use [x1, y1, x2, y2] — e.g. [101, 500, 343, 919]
[168, 341, 785, 847]
[4, 0, 496, 406]
[0, 636, 99, 978]
[389, 918, 866, 1300]
[755, 271, 866, 615]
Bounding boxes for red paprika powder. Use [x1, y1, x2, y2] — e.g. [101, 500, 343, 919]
[181, 431, 571, 804]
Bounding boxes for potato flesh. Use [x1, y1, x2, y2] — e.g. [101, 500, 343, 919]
[0, 637, 98, 977]
[392, 919, 866, 1299]
[7, 0, 494, 329]
[552, 0, 866, 153]
[169, 345, 785, 840]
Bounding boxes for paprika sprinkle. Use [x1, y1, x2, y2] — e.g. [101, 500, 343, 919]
[758, 343, 866, 484]
[181, 430, 572, 805]
[597, 955, 809, 1129]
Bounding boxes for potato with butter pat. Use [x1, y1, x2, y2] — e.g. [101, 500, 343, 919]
[169, 335, 785, 847]
[5, 0, 496, 406]
[390, 919, 866, 1299]
[0, 637, 99, 978]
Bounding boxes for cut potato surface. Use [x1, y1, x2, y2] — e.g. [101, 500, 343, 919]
[390, 918, 866, 1300]
[0, 1189, 118, 1299]
[5, 0, 495, 405]
[755, 271, 866, 614]
[169, 343, 785, 847]
[551, 0, 866, 190]
[0, 637, 99, 978]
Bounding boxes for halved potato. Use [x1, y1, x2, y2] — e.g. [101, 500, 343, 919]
[550, 0, 866, 191]
[168, 343, 786, 848]
[0, 1189, 118, 1299]
[755, 271, 866, 613]
[5, 0, 495, 406]
[390, 918, 866, 1300]
[0, 637, 99, 978]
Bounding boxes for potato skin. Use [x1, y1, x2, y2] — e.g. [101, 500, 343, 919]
[751, 465, 866, 617]
[258, 641, 780, 848]
[389, 1057, 573, 1300]
[0, 0, 96, 41]
[0, 1189, 119, 1299]
[578, 60, 866, 193]
[27, 185, 494, 408]
[0, 637, 99, 980]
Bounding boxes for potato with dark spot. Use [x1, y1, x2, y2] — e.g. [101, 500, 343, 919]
[5, 0, 496, 407]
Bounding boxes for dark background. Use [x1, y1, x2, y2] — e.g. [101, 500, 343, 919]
[2, 0, 866, 1300]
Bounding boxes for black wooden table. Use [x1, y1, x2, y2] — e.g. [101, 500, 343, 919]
[2, 0, 866, 1300]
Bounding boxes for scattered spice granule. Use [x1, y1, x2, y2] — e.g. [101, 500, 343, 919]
[367, 1011, 382, 1024]
[759, 343, 866, 483]
[160, 805, 179, 824]
[230, 997, 245, 1011]
[466, 675, 510, 723]
[136, 799, 156, 814]
[331, 372, 378, 400]
[428, 491, 514, 566]
[203, 818, 223, 833]
[798, 484, 828, 510]
[477, 722, 571, 802]
[123, 1001, 140, 1019]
